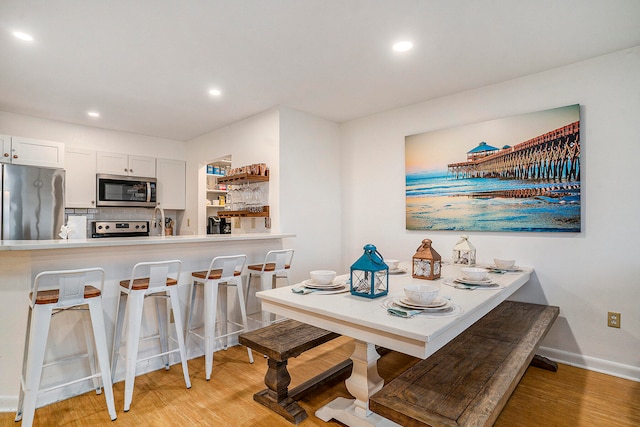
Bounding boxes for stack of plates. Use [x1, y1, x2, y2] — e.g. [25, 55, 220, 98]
[301, 279, 346, 290]
[487, 265, 522, 272]
[393, 297, 452, 312]
[454, 277, 498, 287]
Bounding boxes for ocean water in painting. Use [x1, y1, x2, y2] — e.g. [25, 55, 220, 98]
[406, 172, 581, 232]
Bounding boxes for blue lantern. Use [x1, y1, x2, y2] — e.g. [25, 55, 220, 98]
[350, 244, 389, 299]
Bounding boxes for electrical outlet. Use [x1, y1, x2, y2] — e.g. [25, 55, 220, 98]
[250, 218, 256, 228]
[234, 218, 241, 228]
[607, 312, 621, 328]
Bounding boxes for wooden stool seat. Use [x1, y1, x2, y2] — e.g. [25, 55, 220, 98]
[191, 269, 242, 280]
[118, 277, 178, 290]
[30, 285, 101, 305]
[247, 263, 291, 272]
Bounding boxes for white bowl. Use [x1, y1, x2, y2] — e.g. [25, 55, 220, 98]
[461, 267, 489, 281]
[310, 270, 336, 285]
[404, 284, 439, 304]
[385, 259, 400, 270]
[494, 259, 516, 269]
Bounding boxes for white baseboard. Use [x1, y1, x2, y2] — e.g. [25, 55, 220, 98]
[538, 346, 640, 382]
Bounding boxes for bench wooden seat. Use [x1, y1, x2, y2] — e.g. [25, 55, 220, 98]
[238, 319, 351, 424]
[369, 301, 559, 427]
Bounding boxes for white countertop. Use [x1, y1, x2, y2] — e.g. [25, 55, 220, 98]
[0, 232, 295, 251]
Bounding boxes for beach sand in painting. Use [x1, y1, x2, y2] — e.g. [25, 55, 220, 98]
[406, 190, 580, 232]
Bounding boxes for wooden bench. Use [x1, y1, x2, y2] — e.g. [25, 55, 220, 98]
[369, 301, 559, 427]
[238, 319, 352, 424]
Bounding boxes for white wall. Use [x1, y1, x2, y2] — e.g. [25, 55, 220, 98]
[0, 111, 185, 159]
[279, 107, 342, 283]
[339, 46, 640, 380]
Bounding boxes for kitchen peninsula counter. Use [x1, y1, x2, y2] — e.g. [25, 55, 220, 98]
[0, 232, 294, 411]
[0, 232, 295, 250]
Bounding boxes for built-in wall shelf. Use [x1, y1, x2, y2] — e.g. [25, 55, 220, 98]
[217, 206, 270, 218]
[216, 173, 269, 185]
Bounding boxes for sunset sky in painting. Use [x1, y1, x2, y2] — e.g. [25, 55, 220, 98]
[405, 105, 580, 174]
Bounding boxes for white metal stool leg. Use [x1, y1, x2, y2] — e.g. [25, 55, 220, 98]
[234, 276, 254, 363]
[168, 286, 191, 388]
[203, 278, 219, 381]
[155, 296, 170, 370]
[123, 291, 145, 412]
[87, 297, 117, 420]
[16, 304, 53, 426]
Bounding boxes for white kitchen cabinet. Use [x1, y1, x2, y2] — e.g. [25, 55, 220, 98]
[156, 158, 186, 210]
[65, 147, 97, 208]
[2, 136, 65, 168]
[1, 134, 11, 164]
[97, 152, 156, 177]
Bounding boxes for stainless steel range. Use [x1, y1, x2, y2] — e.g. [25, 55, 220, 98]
[91, 220, 149, 238]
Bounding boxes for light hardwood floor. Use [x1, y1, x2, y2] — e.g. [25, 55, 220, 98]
[2, 337, 639, 426]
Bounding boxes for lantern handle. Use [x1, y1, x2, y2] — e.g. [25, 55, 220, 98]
[416, 238, 432, 252]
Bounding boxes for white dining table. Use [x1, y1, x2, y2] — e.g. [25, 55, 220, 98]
[256, 263, 532, 427]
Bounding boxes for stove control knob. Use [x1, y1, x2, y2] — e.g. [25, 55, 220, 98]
[141, 224, 146, 229]
[135, 225, 140, 229]
[98, 225, 103, 230]
[105, 225, 110, 230]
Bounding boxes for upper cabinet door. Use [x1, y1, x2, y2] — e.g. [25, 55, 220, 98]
[128, 155, 156, 178]
[97, 152, 156, 177]
[156, 158, 185, 210]
[10, 136, 65, 168]
[96, 151, 129, 175]
[0, 134, 11, 164]
[65, 148, 97, 208]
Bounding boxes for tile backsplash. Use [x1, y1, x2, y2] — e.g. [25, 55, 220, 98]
[65, 207, 179, 238]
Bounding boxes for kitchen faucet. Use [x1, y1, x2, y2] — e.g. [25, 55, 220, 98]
[152, 205, 166, 237]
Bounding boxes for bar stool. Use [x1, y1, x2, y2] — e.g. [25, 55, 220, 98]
[245, 249, 294, 325]
[15, 268, 117, 426]
[111, 260, 191, 412]
[186, 254, 253, 381]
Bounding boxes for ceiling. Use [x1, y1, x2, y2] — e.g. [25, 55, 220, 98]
[2, 1, 640, 141]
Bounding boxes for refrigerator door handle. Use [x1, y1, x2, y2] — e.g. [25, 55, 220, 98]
[2, 189, 9, 240]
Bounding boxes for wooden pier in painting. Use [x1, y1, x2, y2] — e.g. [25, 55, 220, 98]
[447, 121, 580, 181]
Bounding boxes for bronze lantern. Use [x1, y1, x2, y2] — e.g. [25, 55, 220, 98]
[412, 239, 441, 280]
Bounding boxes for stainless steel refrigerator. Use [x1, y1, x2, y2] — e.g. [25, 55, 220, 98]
[1, 164, 65, 240]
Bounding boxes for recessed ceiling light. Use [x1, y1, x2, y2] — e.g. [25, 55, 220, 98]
[87, 111, 100, 118]
[392, 41, 413, 52]
[208, 89, 222, 97]
[13, 31, 34, 42]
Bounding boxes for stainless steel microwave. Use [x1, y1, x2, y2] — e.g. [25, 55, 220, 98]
[96, 174, 157, 207]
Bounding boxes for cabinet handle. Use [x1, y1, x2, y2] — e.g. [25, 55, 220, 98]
[124, 168, 128, 172]
[130, 169, 133, 173]
[13, 155, 18, 159]
[3, 153, 8, 157]
[91, 200, 95, 205]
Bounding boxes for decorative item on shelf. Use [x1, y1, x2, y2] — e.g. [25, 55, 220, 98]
[350, 244, 388, 299]
[452, 234, 476, 266]
[412, 239, 441, 280]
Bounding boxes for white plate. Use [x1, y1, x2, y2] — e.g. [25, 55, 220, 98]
[388, 268, 407, 275]
[455, 277, 495, 286]
[394, 297, 449, 309]
[301, 279, 344, 289]
[488, 265, 522, 272]
[392, 301, 453, 313]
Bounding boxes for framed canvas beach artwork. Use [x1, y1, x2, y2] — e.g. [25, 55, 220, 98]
[405, 104, 581, 232]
